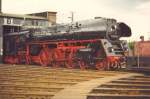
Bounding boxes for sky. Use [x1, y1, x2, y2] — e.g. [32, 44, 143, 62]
[2, 0, 150, 41]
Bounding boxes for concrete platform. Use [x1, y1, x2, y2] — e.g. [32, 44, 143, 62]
[52, 73, 140, 99]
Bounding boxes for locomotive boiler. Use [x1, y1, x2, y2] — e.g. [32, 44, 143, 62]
[3, 17, 131, 70]
[31, 18, 131, 41]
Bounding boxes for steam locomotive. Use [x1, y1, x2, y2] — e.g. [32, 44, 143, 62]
[3, 18, 131, 70]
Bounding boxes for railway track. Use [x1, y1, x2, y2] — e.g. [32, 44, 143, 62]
[0, 64, 148, 99]
[87, 75, 150, 99]
[0, 64, 128, 99]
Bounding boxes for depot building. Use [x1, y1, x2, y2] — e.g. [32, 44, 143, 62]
[0, 10, 57, 62]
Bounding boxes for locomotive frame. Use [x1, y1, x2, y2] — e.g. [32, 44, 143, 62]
[4, 38, 124, 70]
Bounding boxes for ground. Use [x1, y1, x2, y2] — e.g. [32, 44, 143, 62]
[0, 64, 149, 99]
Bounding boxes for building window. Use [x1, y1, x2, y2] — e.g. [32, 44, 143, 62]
[32, 20, 34, 26]
[36, 21, 38, 26]
[7, 18, 11, 24]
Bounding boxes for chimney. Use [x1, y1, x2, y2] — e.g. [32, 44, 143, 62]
[140, 36, 144, 42]
[0, 0, 1, 13]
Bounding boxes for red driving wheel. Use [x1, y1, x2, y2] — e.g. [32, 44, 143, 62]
[39, 50, 49, 66]
[65, 59, 76, 69]
[78, 60, 87, 70]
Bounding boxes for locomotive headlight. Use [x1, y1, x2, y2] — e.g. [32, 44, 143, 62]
[110, 25, 117, 32]
[111, 48, 114, 52]
[108, 47, 114, 53]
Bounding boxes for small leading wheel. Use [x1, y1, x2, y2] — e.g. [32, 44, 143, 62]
[95, 60, 106, 70]
[110, 61, 119, 70]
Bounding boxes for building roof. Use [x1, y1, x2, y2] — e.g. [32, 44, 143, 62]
[0, 13, 48, 20]
[29, 11, 57, 15]
[28, 11, 57, 19]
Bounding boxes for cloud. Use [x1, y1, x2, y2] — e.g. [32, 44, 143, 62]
[136, 1, 150, 15]
[124, 1, 150, 41]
